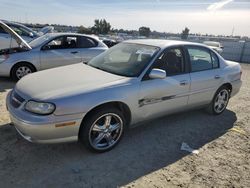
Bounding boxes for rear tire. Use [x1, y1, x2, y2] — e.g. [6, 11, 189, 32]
[11, 63, 35, 80]
[206, 86, 230, 115]
[79, 107, 126, 152]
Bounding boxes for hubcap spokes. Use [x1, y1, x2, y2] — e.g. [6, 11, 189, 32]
[16, 66, 32, 79]
[89, 113, 123, 150]
[214, 89, 229, 113]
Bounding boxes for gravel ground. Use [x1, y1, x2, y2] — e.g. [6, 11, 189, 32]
[0, 64, 249, 188]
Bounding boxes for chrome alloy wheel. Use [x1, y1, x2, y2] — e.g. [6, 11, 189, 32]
[89, 113, 123, 150]
[16, 66, 32, 79]
[214, 89, 229, 113]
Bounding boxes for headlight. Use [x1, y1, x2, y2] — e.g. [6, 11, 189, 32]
[0, 54, 9, 63]
[25, 100, 56, 115]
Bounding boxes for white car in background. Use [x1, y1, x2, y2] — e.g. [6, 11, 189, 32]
[203, 41, 224, 54]
[0, 21, 108, 80]
[0, 20, 40, 49]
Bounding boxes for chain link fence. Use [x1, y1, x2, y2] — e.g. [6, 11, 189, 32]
[220, 41, 250, 63]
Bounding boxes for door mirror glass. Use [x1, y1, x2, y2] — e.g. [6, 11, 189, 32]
[42, 45, 50, 50]
[149, 68, 166, 79]
[29, 32, 34, 38]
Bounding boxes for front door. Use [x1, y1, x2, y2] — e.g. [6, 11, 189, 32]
[138, 47, 190, 120]
[40, 36, 82, 70]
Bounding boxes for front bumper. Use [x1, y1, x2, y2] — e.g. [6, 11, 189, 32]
[6, 91, 84, 144]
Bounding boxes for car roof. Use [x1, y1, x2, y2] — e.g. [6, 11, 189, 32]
[1, 20, 34, 31]
[124, 39, 208, 49]
[44, 33, 100, 40]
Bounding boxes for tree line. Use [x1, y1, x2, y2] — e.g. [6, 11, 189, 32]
[78, 19, 190, 39]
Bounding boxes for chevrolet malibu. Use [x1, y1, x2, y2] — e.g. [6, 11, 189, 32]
[0, 21, 108, 80]
[7, 39, 242, 152]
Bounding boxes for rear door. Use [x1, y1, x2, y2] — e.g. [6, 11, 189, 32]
[138, 46, 191, 120]
[77, 36, 105, 63]
[40, 35, 82, 70]
[185, 45, 223, 106]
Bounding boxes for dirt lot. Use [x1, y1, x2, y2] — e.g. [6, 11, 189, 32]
[0, 64, 249, 188]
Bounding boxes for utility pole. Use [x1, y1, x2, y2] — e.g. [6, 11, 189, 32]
[231, 26, 235, 37]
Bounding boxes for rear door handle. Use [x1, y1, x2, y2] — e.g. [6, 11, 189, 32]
[71, 51, 79, 54]
[180, 80, 188, 86]
[214, 75, 221, 79]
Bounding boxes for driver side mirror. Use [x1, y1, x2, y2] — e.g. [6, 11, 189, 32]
[149, 68, 166, 79]
[29, 32, 34, 38]
[41, 45, 50, 51]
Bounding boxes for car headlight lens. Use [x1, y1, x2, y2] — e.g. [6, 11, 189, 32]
[25, 101, 56, 115]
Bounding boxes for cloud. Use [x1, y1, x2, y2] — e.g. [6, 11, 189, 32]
[207, 0, 233, 11]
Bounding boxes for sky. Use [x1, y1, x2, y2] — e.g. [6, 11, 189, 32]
[0, 0, 250, 36]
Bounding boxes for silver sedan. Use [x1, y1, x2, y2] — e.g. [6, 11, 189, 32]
[6, 39, 242, 152]
[0, 21, 108, 80]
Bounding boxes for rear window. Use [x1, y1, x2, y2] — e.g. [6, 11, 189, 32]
[211, 51, 219, 68]
[77, 36, 97, 48]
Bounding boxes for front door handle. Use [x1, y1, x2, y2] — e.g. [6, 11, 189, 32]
[180, 80, 188, 86]
[214, 75, 221, 79]
[71, 51, 79, 54]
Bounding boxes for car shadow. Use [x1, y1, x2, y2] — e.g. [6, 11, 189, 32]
[0, 77, 15, 92]
[0, 109, 236, 188]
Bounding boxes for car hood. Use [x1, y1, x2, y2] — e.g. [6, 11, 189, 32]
[0, 20, 32, 50]
[15, 63, 129, 100]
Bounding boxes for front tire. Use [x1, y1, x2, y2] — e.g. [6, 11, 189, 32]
[79, 107, 126, 152]
[11, 63, 35, 80]
[206, 86, 230, 115]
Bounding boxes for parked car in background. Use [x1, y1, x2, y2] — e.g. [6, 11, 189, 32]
[0, 20, 40, 49]
[38, 26, 54, 35]
[0, 21, 108, 80]
[102, 38, 119, 48]
[203, 41, 224, 54]
[7, 39, 242, 152]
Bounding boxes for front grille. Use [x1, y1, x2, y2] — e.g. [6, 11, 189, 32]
[10, 91, 25, 108]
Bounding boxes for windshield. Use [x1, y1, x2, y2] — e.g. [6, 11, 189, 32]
[8, 23, 38, 37]
[88, 43, 160, 77]
[29, 34, 51, 48]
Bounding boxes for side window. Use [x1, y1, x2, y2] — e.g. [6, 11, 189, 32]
[78, 36, 97, 48]
[187, 47, 213, 72]
[211, 51, 219, 68]
[0, 27, 7, 34]
[46, 37, 65, 50]
[65, 36, 77, 48]
[152, 47, 185, 76]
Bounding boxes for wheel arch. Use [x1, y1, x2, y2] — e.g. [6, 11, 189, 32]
[10, 61, 37, 77]
[78, 101, 132, 136]
[220, 83, 232, 93]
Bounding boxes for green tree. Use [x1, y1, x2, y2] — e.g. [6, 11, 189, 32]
[78, 25, 92, 34]
[91, 19, 111, 34]
[139, 26, 151, 37]
[181, 27, 190, 39]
